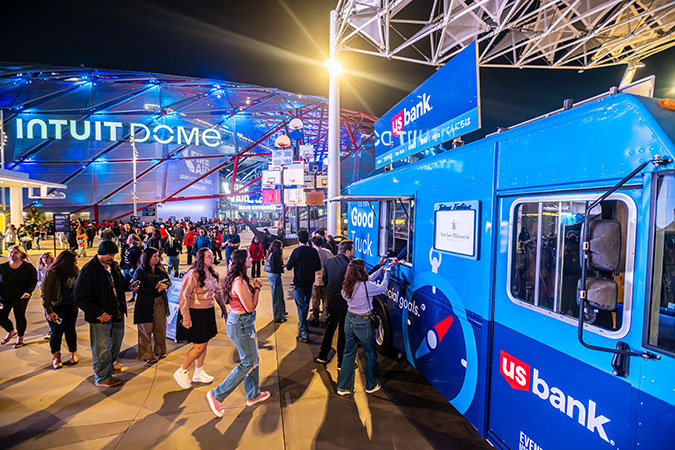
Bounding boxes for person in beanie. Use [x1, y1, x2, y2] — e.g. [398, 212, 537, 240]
[74, 240, 137, 388]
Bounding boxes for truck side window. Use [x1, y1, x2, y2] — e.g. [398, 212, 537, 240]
[510, 198, 630, 332]
[379, 199, 414, 264]
[648, 173, 675, 353]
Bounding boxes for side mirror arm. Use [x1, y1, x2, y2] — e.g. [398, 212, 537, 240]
[577, 156, 670, 361]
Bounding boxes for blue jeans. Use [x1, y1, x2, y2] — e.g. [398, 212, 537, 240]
[293, 286, 313, 339]
[211, 311, 260, 402]
[89, 319, 125, 383]
[268, 273, 285, 321]
[168, 255, 180, 276]
[336, 313, 379, 392]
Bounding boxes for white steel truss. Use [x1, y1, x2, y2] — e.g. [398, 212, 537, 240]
[334, 0, 675, 68]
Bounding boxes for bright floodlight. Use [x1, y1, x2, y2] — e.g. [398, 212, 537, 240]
[324, 59, 343, 76]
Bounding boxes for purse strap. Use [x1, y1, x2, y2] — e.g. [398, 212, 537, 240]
[364, 281, 373, 314]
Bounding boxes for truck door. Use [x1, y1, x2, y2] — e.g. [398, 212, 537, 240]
[635, 171, 675, 449]
[488, 193, 640, 450]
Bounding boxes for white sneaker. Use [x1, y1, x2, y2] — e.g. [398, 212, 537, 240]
[173, 368, 192, 389]
[193, 368, 214, 383]
[365, 384, 381, 394]
[337, 389, 353, 396]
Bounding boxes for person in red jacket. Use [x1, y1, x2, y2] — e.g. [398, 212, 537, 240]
[184, 228, 195, 266]
[248, 236, 264, 278]
[213, 229, 223, 265]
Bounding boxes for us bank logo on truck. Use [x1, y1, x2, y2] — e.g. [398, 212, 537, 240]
[500, 350, 613, 444]
[391, 93, 433, 137]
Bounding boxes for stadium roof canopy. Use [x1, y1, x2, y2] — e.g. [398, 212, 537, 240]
[335, 0, 675, 69]
[0, 64, 376, 219]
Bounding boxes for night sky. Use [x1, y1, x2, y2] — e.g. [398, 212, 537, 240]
[1, 0, 673, 141]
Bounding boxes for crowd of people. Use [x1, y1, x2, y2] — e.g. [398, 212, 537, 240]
[0, 216, 398, 415]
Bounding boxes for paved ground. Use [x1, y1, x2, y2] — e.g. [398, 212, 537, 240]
[0, 231, 491, 450]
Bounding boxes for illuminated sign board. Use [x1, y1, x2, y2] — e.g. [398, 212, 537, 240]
[374, 41, 480, 168]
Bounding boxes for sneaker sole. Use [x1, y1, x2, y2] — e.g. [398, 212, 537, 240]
[365, 385, 381, 394]
[192, 377, 214, 384]
[173, 372, 192, 389]
[336, 390, 353, 396]
[206, 392, 224, 417]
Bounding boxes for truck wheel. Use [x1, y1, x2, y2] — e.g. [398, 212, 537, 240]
[373, 300, 391, 354]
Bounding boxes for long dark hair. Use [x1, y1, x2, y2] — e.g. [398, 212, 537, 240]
[139, 247, 167, 275]
[268, 239, 282, 257]
[48, 250, 79, 281]
[342, 258, 368, 299]
[191, 247, 218, 287]
[223, 249, 251, 296]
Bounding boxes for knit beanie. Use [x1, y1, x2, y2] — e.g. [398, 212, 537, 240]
[98, 240, 119, 255]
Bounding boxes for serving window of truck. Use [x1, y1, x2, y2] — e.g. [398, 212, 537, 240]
[507, 194, 635, 336]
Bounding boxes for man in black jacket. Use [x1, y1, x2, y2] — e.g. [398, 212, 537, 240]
[285, 229, 321, 343]
[316, 240, 354, 367]
[74, 240, 135, 387]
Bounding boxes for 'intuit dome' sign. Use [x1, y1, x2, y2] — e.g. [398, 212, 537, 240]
[13, 117, 223, 147]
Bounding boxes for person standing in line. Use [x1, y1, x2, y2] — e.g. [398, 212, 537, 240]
[122, 235, 143, 303]
[265, 239, 286, 323]
[309, 236, 333, 327]
[42, 250, 80, 369]
[336, 258, 395, 396]
[100, 227, 114, 242]
[86, 225, 96, 248]
[325, 235, 338, 256]
[315, 240, 355, 368]
[184, 227, 195, 266]
[37, 252, 55, 341]
[172, 223, 184, 252]
[132, 247, 171, 364]
[223, 224, 241, 265]
[285, 229, 321, 343]
[0, 245, 38, 348]
[173, 248, 228, 389]
[191, 227, 211, 257]
[212, 228, 223, 265]
[74, 240, 135, 388]
[76, 227, 88, 257]
[248, 236, 264, 279]
[206, 249, 270, 416]
[164, 236, 181, 277]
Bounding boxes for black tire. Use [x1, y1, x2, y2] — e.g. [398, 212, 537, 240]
[373, 299, 391, 355]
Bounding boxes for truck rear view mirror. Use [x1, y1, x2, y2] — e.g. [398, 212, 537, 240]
[577, 278, 618, 311]
[584, 220, 622, 272]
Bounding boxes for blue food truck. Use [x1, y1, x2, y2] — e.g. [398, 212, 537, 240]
[343, 92, 675, 449]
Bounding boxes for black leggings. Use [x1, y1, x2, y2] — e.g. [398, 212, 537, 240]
[251, 260, 261, 278]
[48, 304, 79, 353]
[0, 298, 29, 337]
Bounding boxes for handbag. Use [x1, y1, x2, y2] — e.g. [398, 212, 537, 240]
[365, 283, 380, 330]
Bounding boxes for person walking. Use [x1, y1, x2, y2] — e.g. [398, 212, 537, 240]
[76, 227, 88, 257]
[309, 236, 333, 327]
[285, 229, 321, 343]
[86, 225, 96, 248]
[206, 249, 270, 416]
[42, 250, 80, 369]
[265, 239, 286, 323]
[74, 241, 135, 388]
[184, 227, 195, 266]
[132, 247, 171, 364]
[0, 245, 38, 348]
[213, 228, 223, 264]
[336, 258, 395, 396]
[315, 240, 355, 368]
[173, 248, 228, 389]
[248, 236, 264, 278]
[223, 224, 240, 264]
[4, 224, 17, 253]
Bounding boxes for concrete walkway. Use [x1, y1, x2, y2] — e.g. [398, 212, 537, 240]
[0, 232, 490, 449]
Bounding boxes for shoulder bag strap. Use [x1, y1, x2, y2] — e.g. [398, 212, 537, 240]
[364, 281, 373, 314]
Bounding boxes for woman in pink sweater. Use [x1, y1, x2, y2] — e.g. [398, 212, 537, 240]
[173, 248, 228, 389]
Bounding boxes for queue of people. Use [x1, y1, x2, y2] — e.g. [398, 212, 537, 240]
[0, 217, 395, 415]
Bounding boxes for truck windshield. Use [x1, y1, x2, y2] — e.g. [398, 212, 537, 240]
[648, 173, 675, 353]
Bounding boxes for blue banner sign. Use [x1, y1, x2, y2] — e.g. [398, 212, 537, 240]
[374, 41, 480, 168]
